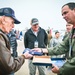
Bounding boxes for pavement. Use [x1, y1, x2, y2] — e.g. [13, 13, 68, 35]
[15, 40, 56, 75]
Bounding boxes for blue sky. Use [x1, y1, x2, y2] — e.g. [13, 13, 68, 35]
[0, 0, 75, 30]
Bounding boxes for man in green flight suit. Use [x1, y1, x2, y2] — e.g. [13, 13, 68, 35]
[33, 2, 75, 75]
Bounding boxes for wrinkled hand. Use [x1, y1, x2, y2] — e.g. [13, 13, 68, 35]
[23, 51, 33, 59]
[51, 64, 60, 74]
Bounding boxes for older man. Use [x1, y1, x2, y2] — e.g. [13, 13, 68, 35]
[0, 7, 32, 75]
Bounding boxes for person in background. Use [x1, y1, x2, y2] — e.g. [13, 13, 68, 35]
[62, 23, 73, 58]
[47, 29, 52, 47]
[0, 7, 33, 75]
[7, 29, 18, 75]
[15, 30, 20, 40]
[62, 23, 73, 41]
[19, 31, 23, 41]
[49, 31, 61, 47]
[33, 2, 75, 75]
[7, 29, 18, 58]
[24, 18, 48, 75]
[48, 31, 63, 58]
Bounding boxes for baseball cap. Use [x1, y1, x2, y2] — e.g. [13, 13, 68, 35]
[0, 7, 21, 24]
[31, 18, 39, 25]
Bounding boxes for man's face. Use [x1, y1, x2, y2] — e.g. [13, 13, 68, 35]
[66, 24, 73, 32]
[31, 24, 39, 31]
[2, 16, 14, 33]
[55, 32, 60, 38]
[62, 5, 75, 24]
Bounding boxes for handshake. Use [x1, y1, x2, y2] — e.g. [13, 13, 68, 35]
[22, 48, 43, 56]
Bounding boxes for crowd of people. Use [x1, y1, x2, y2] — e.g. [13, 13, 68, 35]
[0, 2, 75, 75]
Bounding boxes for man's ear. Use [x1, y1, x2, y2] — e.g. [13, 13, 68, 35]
[0, 17, 2, 24]
[1, 16, 6, 25]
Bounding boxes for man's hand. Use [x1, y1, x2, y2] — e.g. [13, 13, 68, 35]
[22, 51, 33, 59]
[32, 48, 41, 52]
[32, 48, 48, 54]
[51, 64, 60, 74]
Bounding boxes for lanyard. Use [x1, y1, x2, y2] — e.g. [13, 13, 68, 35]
[69, 36, 72, 57]
[69, 28, 75, 57]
